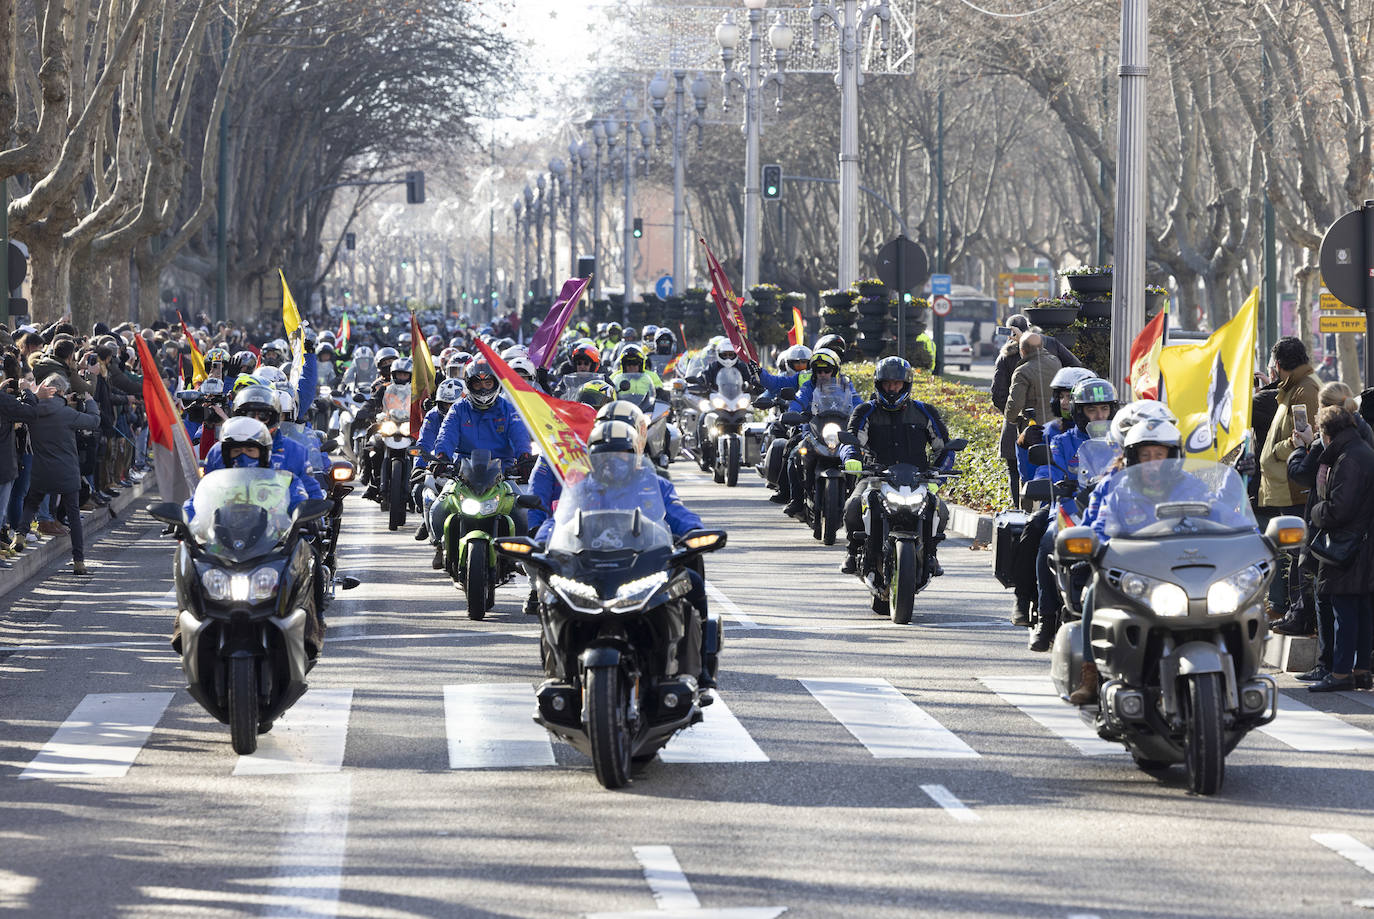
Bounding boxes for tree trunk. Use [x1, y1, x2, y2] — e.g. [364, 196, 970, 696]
[135, 246, 161, 327]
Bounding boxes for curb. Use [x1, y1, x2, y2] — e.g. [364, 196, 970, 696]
[0, 477, 152, 599]
[948, 503, 994, 546]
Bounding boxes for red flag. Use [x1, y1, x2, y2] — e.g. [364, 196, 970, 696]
[787, 306, 805, 346]
[133, 333, 202, 498]
[1127, 309, 1168, 400]
[699, 238, 757, 363]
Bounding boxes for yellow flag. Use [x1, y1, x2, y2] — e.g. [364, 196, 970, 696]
[279, 269, 301, 336]
[1158, 287, 1257, 460]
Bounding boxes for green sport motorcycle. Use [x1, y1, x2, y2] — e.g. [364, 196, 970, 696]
[435, 449, 538, 620]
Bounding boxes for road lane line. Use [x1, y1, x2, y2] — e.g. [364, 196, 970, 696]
[261, 774, 352, 918]
[919, 784, 980, 822]
[978, 675, 1125, 756]
[705, 581, 758, 629]
[20, 692, 173, 780]
[632, 845, 700, 910]
[658, 695, 769, 763]
[234, 689, 354, 776]
[1313, 833, 1374, 875]
[1259, 694, 1374, 753]
[800, 677, 979, 759]
[131, 587, 177, 607]
[444, 683, 555, 768]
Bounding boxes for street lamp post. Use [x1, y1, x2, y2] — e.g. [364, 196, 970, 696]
[592, 121, 608, 300]
[568, 141, 585, 279]
[534, 174, 547, 304]
[615, 93, 651, 324]
[1110, 0, 1148, 388]
[717, 0, 792, 292]
[810, 0, 890, 290]
[650, 70, 710, 295]
[549, 158, 566, 298]
[512, 198, 523, 309]
[522, 185, 535, 308]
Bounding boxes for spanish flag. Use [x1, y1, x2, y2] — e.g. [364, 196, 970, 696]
[1158, 287, 1257, 460]
[473, 339, 597, 484]
[409, 311, 436, 432]
[134, 333, 202, 502]
[787, 306, 805, 347]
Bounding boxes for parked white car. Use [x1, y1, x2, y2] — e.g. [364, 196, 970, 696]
[944, 332, 973, 371]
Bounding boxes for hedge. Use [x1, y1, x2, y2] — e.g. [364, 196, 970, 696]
[843, 361, 1011, 513]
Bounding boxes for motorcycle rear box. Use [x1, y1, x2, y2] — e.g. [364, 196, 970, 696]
[992, 510, 1030, 588]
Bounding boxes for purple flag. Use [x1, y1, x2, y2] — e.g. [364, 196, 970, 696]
[528, 277, 591, 368]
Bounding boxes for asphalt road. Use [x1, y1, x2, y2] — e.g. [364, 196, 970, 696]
[3, 463, 1374, 919]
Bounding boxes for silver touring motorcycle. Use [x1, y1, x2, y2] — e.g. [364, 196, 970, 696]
[1050, 458, 1306, 795]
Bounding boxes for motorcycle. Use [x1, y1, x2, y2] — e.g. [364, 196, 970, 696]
[372, 383, 414, 531]
[433, 449, 540, 619]
[616, 380, 679, 471]
[148, 468, 340, 755]
[1050, 459, 1303, 795]
[494, 464, 726, 789]
[699, 366, 752, 486]
[556, 371, 604, 400]
[754, 387, 798, 492]
[847, 442, 966, 624]
[781, 383, 854, 544]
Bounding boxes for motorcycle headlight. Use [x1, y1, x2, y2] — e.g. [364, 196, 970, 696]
[548, 574, 602, 613]
[880, 483, 924, 506]
[379, 420, 398, 436]
[201, 567, 231, 600]
[822, 423, 841, 449]
[1208, 565, 1264, 615]
[1120, 572, 1149, 599]
[250, 566, 279, 601]
[699, 399, 712, 413]
[1149, 582, 1189, 618]
[460, 496, 501, 516]
[711, 395, 727, 410]
[400, 421, 411, 437]
[607, 572, 669, 612]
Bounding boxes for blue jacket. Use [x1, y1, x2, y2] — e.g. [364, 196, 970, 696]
[434, 396, 531, 472]
[527, 457, 559, 532]
[534, 473, 703, 543]
[789, 376, 861, 414]
[295, 352, 318, 420]
[203, 431, 325, 500]
[414, 406, 446, 468]
[1018, 418, 1065, 482]
[1049, 425, 1090, 485]
[757, 368, 810, 397]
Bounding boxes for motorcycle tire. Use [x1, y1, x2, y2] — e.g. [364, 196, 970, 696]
[1183, 672, 1225, 795]
[821, 478, 842, 546]
[713, 455, 725, 484]
[725, 438, 739, 487]
[890, 541, 917, 625]
[586, 665, 632, 789]
[465, 544, 488, 620]
[812, 486, 824, 541]
[388, 458, 407, 531]
[228, 656, 259, 756]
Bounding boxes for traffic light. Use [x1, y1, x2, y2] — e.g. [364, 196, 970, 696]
[762, 164, 782, 200]
[632, 217, 643, 238]
[344, 232, 356, 250]
[405, 170, 425, 204]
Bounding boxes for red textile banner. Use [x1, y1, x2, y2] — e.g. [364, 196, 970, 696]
[699, 237, 757, 363]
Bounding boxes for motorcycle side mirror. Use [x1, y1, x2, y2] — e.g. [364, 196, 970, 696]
[1264, 514, 1306, 552]
[175, 390, 204, 403]
[352, 393, 368, 403]
[779, 387, 797, 402]
[147, 501, 189, 535]
[755, 396, 775, 409]
[291, 499, 333, 528]
[1027, 443, 1050, 467]
[1054, 479, 1078, 498]
[515, 493, 544, 510]
[947, 438, 968, 452]
[619, 380, 632, 391]
[1054, 525, 1099, 563]
[780, 411, 804, 426]
[321, 439, 339, 453]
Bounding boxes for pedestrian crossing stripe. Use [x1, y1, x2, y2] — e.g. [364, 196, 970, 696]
[14, 679, 1374, 780]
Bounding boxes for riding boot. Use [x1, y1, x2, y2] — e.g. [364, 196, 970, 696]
[414, 522, 428, 541]
[841, 538, 861, 574]
[1067, 661, 1099, 705]
[1028, 605, 1057, 652]
[524, 586, 540, 616]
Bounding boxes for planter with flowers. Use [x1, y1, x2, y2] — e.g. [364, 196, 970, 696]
[1060, 264, 1113, 295]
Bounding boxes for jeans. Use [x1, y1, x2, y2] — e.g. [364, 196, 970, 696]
[1327, 593, 1374, 675]
[18, 490, 84, 561]
[0, 479, 13, 530]
[7, 454, 30, 528]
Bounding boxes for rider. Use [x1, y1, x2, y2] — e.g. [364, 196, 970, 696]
[208, 384, 326, 501]
[411, 377, 465, 541]
[433, 359, 532, 476]
[837, 356, 953, 577]
[361, 358, 414, 499]
[756, 344, 813, 397]
[782, 348, 862, 520]
[609, 344, 664, 400]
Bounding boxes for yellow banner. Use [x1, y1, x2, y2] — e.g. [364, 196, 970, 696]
[1158, 287, 1257, 460]
[280, 269, 301, 336]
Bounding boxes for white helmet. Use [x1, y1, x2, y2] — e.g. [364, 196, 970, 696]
[1110, 399, 1177, 447]
[505, 353, 537, 381]
[1051, 366, 1097, 392]
[272, 384, 297, 421]
[253, 365, 287, 386]
[501, 345, 530, 363]
[716, 342, 739, 367]
[436, 378, 464, 404]
[1123, 418, 1182, 464]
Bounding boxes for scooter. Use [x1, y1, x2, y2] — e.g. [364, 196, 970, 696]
[1049, 459, 1303, 795]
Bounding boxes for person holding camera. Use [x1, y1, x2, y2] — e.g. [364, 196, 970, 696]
[8, 374, 101, 574]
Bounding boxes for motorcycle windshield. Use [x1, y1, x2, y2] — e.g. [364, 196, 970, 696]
[1098, 459, 1257, 540]
[616, 373, 657, 408]
[1076, 438, 1121, 485]
[811, 382, 852, 419]
[352, 357, 375, 380]
[548, 463, 671, 555]
[717, 366, 745, 400]
[188, 468, 295, 563]
[557, 372, 602, 398]
[382, 383, 410, 419]
[461, 449, 503, 494]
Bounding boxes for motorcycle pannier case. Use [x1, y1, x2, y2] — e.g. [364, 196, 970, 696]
[992, 510, 1030, 588]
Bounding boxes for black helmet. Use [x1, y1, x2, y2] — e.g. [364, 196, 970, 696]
[655, 329, 676, 356]
[815, 333, 847, 355]
[464, 360, 500, 409]
[231, 383, 281, 429]
[1070, 378, 1118, 432]
[873, 356, 914, 411]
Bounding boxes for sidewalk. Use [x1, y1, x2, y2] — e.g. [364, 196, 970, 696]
[0, 478, 153, 600]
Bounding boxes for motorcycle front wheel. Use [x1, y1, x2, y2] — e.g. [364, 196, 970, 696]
[465, 542, 488, 621]
[889, 540, 917, 625]
[388, 458, 407, 531]
[1183, 672, 1225, 795]
[228, 656, 258, 756]
[724, 436, 740, 487]
[821, 477, 842, 546]
[586, 665, 632, 789]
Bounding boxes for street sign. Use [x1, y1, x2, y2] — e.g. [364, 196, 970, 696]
[930, 273, 951, 297]
[655, 275, 674, 299]
[1319, 208, 1366, 309]
[1009, 265, 1051, 309]
[931, 295, 952, 318]
[1319, 310, 1366, 333]
[1319, 291, 1346, 312]
[875, 235, 929, 293]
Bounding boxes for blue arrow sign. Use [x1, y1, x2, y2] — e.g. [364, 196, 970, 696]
[655, 275, 675, 299]
[931, 273, 952, 297]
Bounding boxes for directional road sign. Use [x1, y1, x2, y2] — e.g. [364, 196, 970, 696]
[930, 273, 951, 297]
[655, 275, 675, 299]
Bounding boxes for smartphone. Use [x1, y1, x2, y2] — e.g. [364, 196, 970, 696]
[995, 325, 1014, 338]
[1293, 404, 1308, 431]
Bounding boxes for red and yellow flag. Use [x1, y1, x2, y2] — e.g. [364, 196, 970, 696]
[473, 340, 597, 484]
[699, 237, 758, 363]
[1127, 308, 1167, 401]
[787, 305, 805, 347]
[133, 333, 202, 497]
[410, 311, 436, 432]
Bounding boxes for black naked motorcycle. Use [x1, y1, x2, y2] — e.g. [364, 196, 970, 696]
[495, 468, 726, 789]
[781, 383, 854, 545]
[149, 468, 343, 755]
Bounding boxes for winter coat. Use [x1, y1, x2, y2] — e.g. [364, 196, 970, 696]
[25, 395, 100, 494]
[29, 353, 92, 397]
[1258, 363, 1321, 508]
[1304, 425, 1374, 596]
[1005, 349, 1063, 433]
[0, 390, 40, 483]
[433, 396, 532, 472]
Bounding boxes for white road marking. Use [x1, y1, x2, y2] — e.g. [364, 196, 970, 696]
[658, 696, 769, 764]
[632, 845, 699, 909]
[131, 587, 177, 607]
[1259, 694, 1374, 753]
[234, 689, 354, 776]
[1313, 833, 1374, 875]
[705, 581, 758, 629]
[800, 677, 979, 759]
[1339, 689, 1374, 712]
[20, 692, 173, 780]
[444, 683, 555, 768]
[329, 629, 534, 644]
[3, 640, 164, 653]
[919, 784, 980, 822]
[261, 774, 352, 918]
[978, 675, 1125, 756]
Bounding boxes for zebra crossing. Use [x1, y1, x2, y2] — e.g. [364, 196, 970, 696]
[12, 676, 1374, 781]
